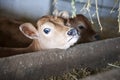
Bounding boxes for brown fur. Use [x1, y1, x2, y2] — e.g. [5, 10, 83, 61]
[68, 14, 98, 43]
[0, 17, 32, 47]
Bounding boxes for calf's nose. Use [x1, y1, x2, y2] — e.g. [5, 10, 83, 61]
[67, 28, 77, 36]
[94, 34, 101, 40]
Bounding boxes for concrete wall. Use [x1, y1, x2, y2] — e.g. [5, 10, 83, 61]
[0, 0, 118, 20]
[56, 0, 118, 18]
[0, 0, 52, 20]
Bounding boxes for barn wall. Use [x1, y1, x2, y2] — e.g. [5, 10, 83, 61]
[56, 0, 118, 18]
[0, 0, 52, 20]
[0, 0, 118, 20]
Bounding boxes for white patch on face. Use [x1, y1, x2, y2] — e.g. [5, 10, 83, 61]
[57, 28, 80, 49]
[63, 34, 79, 49]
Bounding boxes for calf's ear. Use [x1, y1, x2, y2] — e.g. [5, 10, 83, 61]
[58, 11, 69, 19]
[19, 23, 39, 39]
[53, 10, 69, 19]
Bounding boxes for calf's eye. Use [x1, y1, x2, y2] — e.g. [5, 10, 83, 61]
[78, 25, 85, 29]
[43, 28, 51, 34]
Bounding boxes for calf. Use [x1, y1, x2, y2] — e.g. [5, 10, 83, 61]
[55, 11, 100, 43]
[0, 15, 79, 57]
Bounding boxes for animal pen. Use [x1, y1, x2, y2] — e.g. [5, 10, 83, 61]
[0, 0, 120, 80]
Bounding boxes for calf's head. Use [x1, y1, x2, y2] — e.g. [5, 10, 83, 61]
[53, 11, 100, 43]
[19, 16, 79, 49]
[69, 14, 100, 43]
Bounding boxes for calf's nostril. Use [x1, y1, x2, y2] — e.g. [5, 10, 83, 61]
[94, 34, 101, 40]
[67, 29, 77, 36]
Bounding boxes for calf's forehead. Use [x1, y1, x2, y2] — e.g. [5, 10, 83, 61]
[37, 16, 69, 30]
